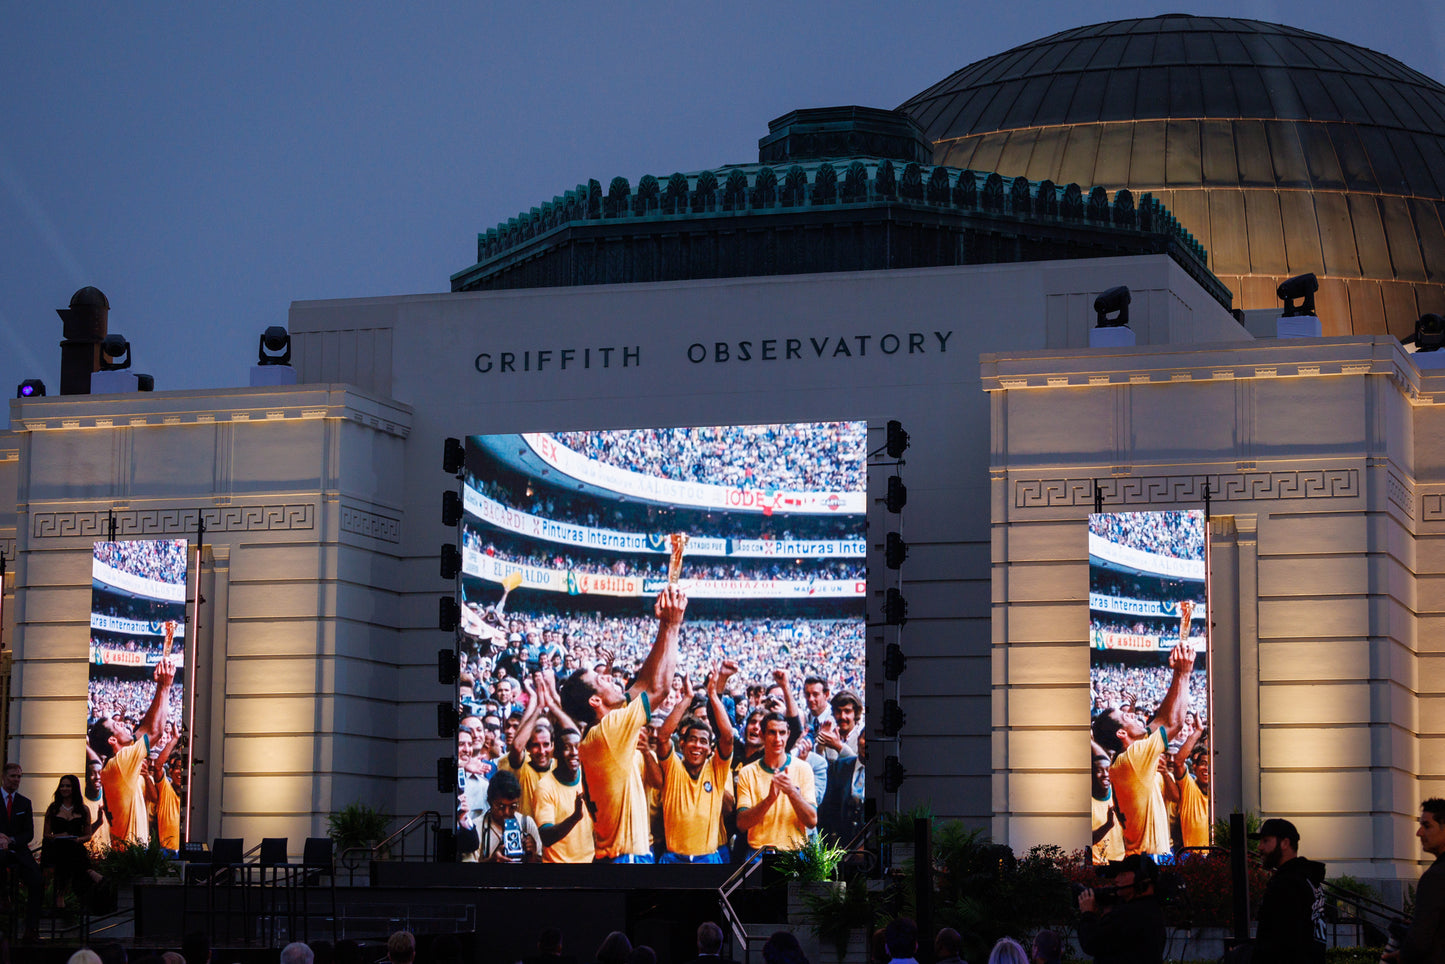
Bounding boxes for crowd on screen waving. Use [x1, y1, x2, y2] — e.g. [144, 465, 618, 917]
[466, 536, 864, 582]
[1089, 512, 1204, 561]
[1090, 661, 1208, 731]
[458, 608, 865, 719]
[87, 676, 185, 735]
[92, 540, 188, 583]
[550, 423, 866, 492]
[466, 474, 859, 542]
[90, 634, 171, 655]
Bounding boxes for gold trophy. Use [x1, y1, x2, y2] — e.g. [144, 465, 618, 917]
[1179, 599, 1194, 643]
[162, 620, 177, 657]
[667, 533, 689, 584]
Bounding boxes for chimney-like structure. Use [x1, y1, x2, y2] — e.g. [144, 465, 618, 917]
[57, 286, 109, 395]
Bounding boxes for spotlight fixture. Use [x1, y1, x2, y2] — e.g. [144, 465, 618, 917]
[440, 544, 461, 580]
[886, 419, 910, 458]
[436, 701, 458, 738]
[885, 476, 907, 513]
[885, 532, 909, 569]
[99, 333, 131, 370]
[257, 326, 292, 366]
[442, 491, 462, 527]
[883, 588, 908, 626]
[438, 648, 458, 685]
[1093, 286, 1131, 327]
[882, 755, 906, 792]
[436, 757, 457, 793]
[884, 643, 908, 680]
[1277, 273, 1318, 317]
[439, 597, 460, 631]
[16, 379, 45, 398]
[442, 437, 465, 475]
[1409, 313, 1445, 353]
[881, 699, 906, 737]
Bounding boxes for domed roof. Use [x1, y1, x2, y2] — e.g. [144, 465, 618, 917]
[899, 15, 1445, 336]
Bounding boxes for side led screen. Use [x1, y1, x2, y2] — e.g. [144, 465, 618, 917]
[1088, 511, 1209, 860]
[455, 423, 867, 863]
[87, 539, 189, 853]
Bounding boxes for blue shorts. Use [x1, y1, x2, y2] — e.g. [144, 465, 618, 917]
[601, 853, 656, 864]
[660, 848, 727, 864]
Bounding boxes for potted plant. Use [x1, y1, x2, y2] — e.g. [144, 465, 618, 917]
[93, 838, 177, 912]
[327, 802, 391, 861]
[799, 877, 877, 963]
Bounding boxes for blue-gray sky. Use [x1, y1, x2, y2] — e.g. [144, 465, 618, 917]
[4, 1, 1443, 421]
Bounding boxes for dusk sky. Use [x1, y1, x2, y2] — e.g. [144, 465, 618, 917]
[4, 2, 1444, 422]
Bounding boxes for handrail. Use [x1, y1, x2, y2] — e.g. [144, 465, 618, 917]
[371, 810, 442, 859]
[718, 848, 775, 964]
[717, 828, 881, 964]
[337, 810, 443, 884]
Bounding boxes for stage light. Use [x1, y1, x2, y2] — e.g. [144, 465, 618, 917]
[257, 326, 292, 365]
[885, 532, 908, 569]
[436, 757, 457, 793]
[882, 699, 906, 737]
[16, 379, 45, 398]
[436, 701, 458, 738]
[883, 588, 908, 626]
[439, 597, 460, 632]
[884, 643, 908, 680]
[99, 333, 131, 370]
[883, 755, 906, 792]
[886, 419, 910, 458]
[442, 491, 462, 527]
[135, 374, 155, 391]
[1412, 313, 1445, 352]
[886, 476, 907, 512]
[443, 437, 465, 475]
[1277, 273, 1318, 317]
[440, 544, 461, 580]
[438, 648, 457, 684]
[1093, 286, 1131, 327]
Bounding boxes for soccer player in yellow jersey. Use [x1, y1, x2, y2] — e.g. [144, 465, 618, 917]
[1089, 639, 1195, 857]
[1167, 715, 1210, 850]
[86, 654, 176, 846]
[1090, 742, 1124, 864]
[735, 712, 816, 853]
[507, 716, 555, 819]
[654, 661, 738, 863]
[559, 586, 687, 863]
[533, 730, 594, 862]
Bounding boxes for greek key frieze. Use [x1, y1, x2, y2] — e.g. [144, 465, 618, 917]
[32, 503, 316, 539]
[1015, 469, 1360, 508]
[339, 505, 402, 544]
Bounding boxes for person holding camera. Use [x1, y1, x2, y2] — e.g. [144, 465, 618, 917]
[456, 769, 542, 862]
[1076, 853, 1166, 964]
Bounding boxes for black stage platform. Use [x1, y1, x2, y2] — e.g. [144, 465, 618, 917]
[117, 861, 786, 964]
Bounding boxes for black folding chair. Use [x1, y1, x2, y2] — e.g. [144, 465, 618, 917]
[299, 837, 337, 943]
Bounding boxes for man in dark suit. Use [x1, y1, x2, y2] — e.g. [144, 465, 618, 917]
[681, 922, 728, 964]
[0, 762, 42, 940]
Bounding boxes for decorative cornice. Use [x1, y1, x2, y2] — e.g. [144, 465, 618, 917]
[11, 386, 412, 438]
[31, 504, 316, 539]
[982, 336, 1445, 405]
[453, 160, 1214, 297]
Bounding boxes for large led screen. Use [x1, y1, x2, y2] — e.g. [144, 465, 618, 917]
[454, 423, 867, 863]
[1088, 511, 1210, 861]
[87, 539, 189, 854]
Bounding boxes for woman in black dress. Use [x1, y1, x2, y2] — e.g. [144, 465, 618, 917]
[42, 774, 102, 907]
